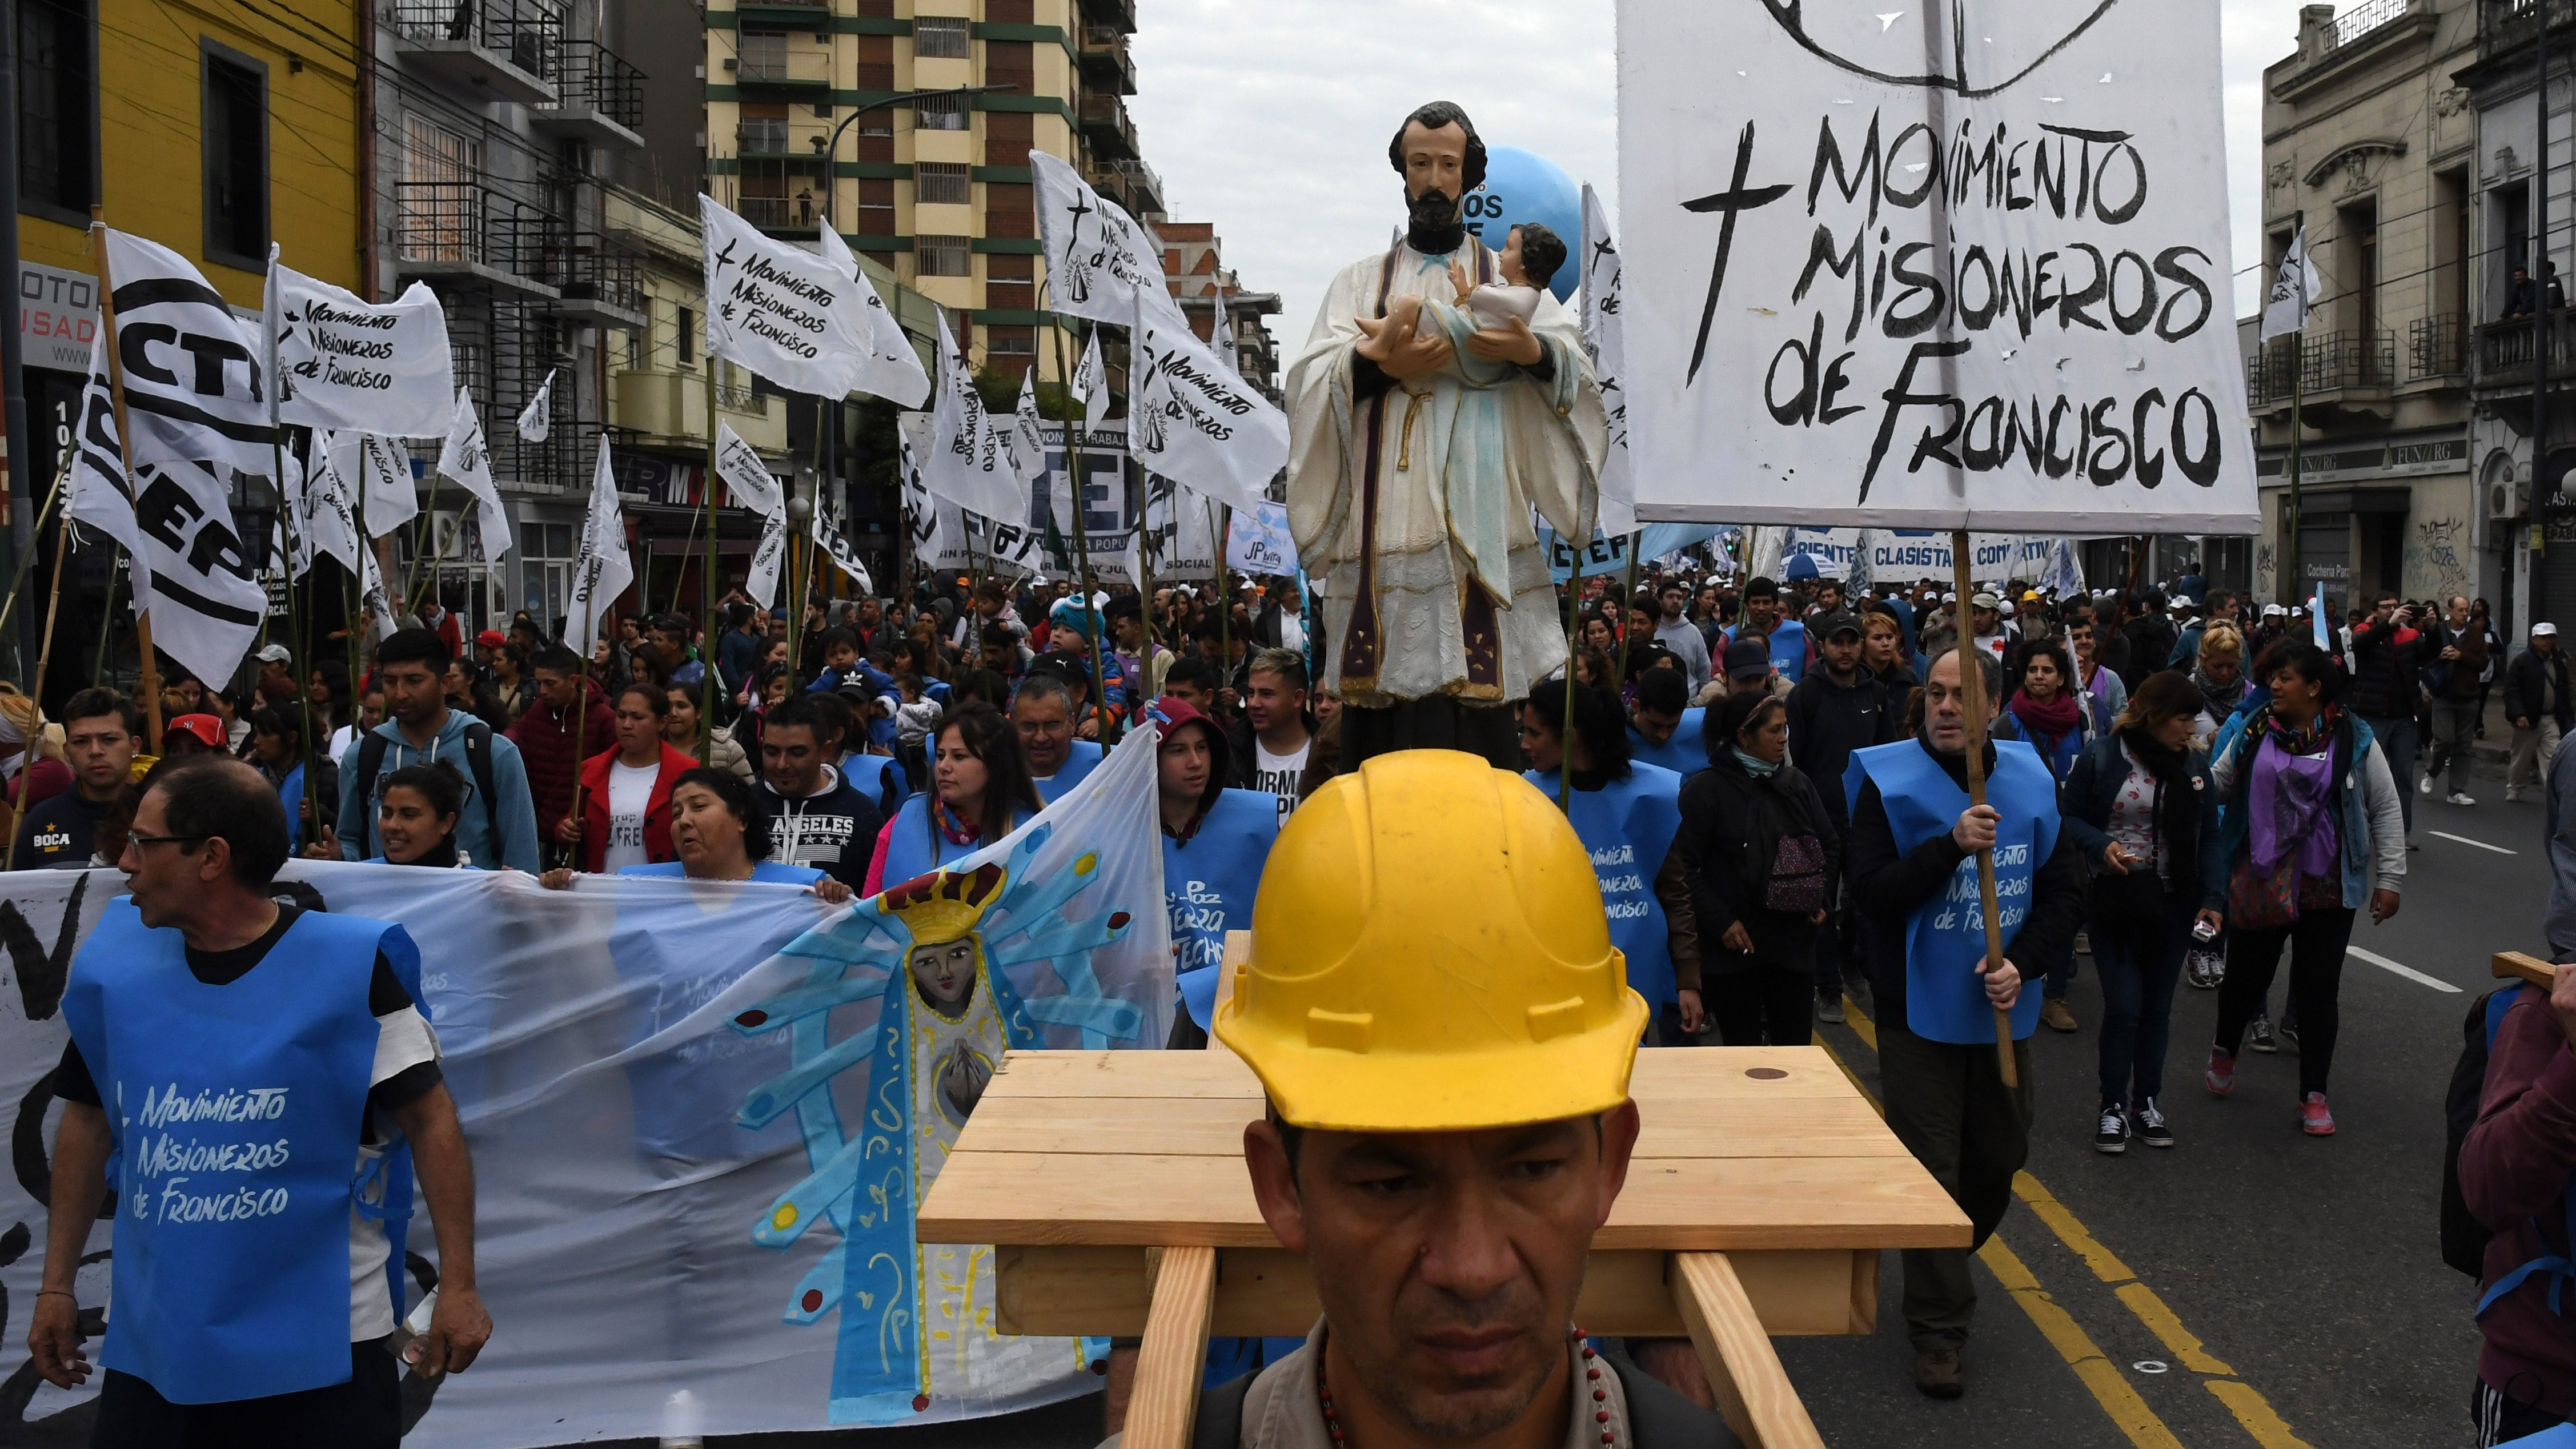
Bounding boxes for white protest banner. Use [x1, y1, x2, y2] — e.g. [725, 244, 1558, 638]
[1073, 330, 1109, 427]
[2260, 223, 2324, 343]
[1861, 529, 2052, 584]
[700, 195, 926, 406]
[100, 228, 276, 477]
[269, 261, 455, 437]
[812, 484, 874, 595]
[515, 367, 556, 441]
[565, 440, 634, 655]
[922, 309, 1026, 523]
[62, 335, 156, 616]
[1006, 367, 1049, 497]
[1142, 469, 1218, 580]
[292, 432, 367, 577]
[1225, 499, 1298, 576]
[818, 222, 933, 407]
[1615, 0, 2257, 534]
[1030, 150, 1187, 330]
[747, 504, 788, 610]
[358, 433, 420, 536]
[1777, 525, 1866, 581]
[0, 786, 1169, 1439]
[1540, 523, 1728, 584]
[1042, 422, 1146, 583]
[1126, 295, 1284, 517]
[1579, 184, 1636, 539]
[713, 422, 784, 517]
[897, 410, 964, 573]
[435, 387, 514, 558]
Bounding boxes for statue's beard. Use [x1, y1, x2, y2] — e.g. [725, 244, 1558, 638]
[1406, 189, 1464, 255]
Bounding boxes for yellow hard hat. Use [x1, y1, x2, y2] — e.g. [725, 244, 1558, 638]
[1214, 749, 1648, 1133]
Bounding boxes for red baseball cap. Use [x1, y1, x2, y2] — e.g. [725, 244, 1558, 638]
[476, 629, 506, 648]
[166, 715, 226, 749]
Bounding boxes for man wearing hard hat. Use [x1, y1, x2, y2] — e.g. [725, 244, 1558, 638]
[1145, 749, 1734, 1446]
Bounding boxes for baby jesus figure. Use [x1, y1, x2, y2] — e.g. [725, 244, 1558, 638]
[1354, 221, 1566, 363]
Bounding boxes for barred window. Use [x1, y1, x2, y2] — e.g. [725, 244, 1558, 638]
[914, 89, 967, 130]
[916, 235, 971, 276]
[913, 17, 969, 57]
[916, 161, 970, 206]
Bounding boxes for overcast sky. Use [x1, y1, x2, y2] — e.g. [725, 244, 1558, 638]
[1127, 1, 2305, 352]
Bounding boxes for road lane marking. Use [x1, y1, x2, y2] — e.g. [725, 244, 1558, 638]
[2346, 945, 2463, 993]
[1979, 1235, 2188, 1449]
[2430, 830, 2516, 855]
[1833, 997, 2316, 1448]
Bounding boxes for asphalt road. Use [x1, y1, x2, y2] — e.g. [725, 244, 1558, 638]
[3, 756, 2542, 1449]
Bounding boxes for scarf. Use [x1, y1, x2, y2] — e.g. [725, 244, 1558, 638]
[2114, 725, 2198, 892]
[2258, 702, 2341, 757]
[2193, 667, 2249, 724]
[2008, 687, 2082, 741]
[930, 795, 983, 848]
[1731, 747, 1780, 777]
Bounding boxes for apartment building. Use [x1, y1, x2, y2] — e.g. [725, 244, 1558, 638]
[1159, 220, 1282, 400]
[2249, 0, 2479, 612]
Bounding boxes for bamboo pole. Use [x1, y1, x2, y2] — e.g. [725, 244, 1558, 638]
[0, 452, 72, 647]
[699, 363, 720, 764]
[87, 212, 161, 752]
[4, 504, 75, 871]
[1949, 529, 2017, 1091]
[92, 546, 121, 688]
[1615, 528, 1642, 684]
[1044, 308, 1114, 742]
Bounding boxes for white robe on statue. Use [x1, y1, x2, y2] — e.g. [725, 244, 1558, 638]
[1285, 236, 1606, 708]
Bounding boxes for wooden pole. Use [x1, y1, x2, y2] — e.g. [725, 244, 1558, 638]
[1045, 308, 1114, 742]
[4, 505, 75, 871]
[403, 472, 446, 616]
[0, 451, 71, 647]
[1615, 528, 1642, 684]
[92, 546, 120, 688]
[664, 494, 700, 617]
[700, 362, 721, 764]
[87, 212, 160, 752]
[1950, 529, 2016, 1090]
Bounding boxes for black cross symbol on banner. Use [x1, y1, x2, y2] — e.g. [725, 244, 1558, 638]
[1682, 122, 1791, 386]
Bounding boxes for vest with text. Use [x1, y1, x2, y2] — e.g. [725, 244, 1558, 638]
[1526, 762, 1686, 1010]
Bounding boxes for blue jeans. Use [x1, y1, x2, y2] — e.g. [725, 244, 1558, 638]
[2361, 712, 2418, 833]
[2091, 890, 2193, 1107]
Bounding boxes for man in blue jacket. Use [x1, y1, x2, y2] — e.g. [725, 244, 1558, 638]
[336, 629, 542, 872]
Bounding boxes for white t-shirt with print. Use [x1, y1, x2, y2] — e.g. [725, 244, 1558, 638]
[1253, 738, 1311, 826]
[604, 759, 657, 871]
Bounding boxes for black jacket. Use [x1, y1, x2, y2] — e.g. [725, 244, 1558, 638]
[754, 766, 885, 891]
[2347, 613, 2426, 719]
[1786, 667, 1899, 829]
[2508, 646, 2576, 729]
[1676, 752, 1841, 977]
[1845, 737, 2088, 1030]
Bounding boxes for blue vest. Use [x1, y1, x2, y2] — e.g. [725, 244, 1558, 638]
[1526, 763, 1686, 1010]
[1843, 739, 2060, 1043]
[848, 752, 911, 818]
[279, 762, 310, 854]
[876, 794, 1033, 889]
[1627, 709, 1707, 778]
[1166, 789, 1280, 1025]
[1033, 738, 1104, 804]
[618, 860, 826, 886]
[1734, 621, 1809, 683]
[61, 904, 421, 1404]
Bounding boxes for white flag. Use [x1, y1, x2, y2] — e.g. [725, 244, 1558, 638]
[1125, 292, 1283, 516]
[1225, 499, 1298, 576]
[565, 440, 634, 655]
[1142, 469, 1218, 580]
[516, 368, 556, 441]
[101, 228, 276, 477]
[292, 432, 367, 577]
[713, 423, 784, 517]
[1210, 287, 1237, 376]
[1030, 151, 1187, 330]
[1580, 184, 1635, 539]
[1007, 368, 1049, 493]
[62, 334, 155, 617]
[819, 222, 933, 407]
[922, 308, 1027, 523]
[898, 415, 957, 571]
[747, 499, 789, 610]
[2261, 224, 2326, 343]
[269, 260, 455, 437]
[1073, 331, 1109, 427]
[701, 195, 929, 406]
[357, 535, 399, 643]
[812, 485, 874, 595]
[435, 387, 514, 559]
[356, 434, 419, 537]
[62, 334, 264, 684]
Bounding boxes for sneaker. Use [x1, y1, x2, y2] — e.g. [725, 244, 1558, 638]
[2093, 1105, 2130, 1154]
[1913, 1346, 1964, 1399]
[2075, 931, 2092, 956]
[2421, 773, 2437, 797]
[1817, 993, 1845, 1025]
[2450, 791, 2478, 806]
[2248, 1015, 2278, 1053]
[2300, 1092, 2336, 1136]
[2133, 1098, 2175, 1147]
[2184, 948, 2225, 989]
[1843, 974, 1873, 1013]
[2040, 998, 2079, 1033]
[2205, 1047, 2236, 1097]
[2277, 1017, 2300, 1053]
[2507, 786, 2525, 803]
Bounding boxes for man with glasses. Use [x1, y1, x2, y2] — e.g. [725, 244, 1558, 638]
[12, 688, 139, 870]
[27, 758, 490, 1443]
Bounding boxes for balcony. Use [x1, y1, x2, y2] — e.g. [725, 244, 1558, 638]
[736, 193, 823, 232]
[2410, 314, 2469, 382]
[390, 0, 560, 105]
[735, 116, 836, 158]
[1108, 156, 1162, 215]
[529, 40, 643, 149]
[612, 369, 788, 451]
[2466, 311, 2576, 396]
[732, 42, 832, 89]
[1078, 93, 1137, 160]
[2245, 329, 2396, 409]
[1077, 0, 1135, 34]
[393, 182, 565, 298]
[529, 234, 645, 329]
[1078, 25, 1136, 94]
[2482, 0, 2576, 58]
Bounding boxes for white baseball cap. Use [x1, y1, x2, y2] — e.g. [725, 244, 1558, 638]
[2537, 621, 2560, 637]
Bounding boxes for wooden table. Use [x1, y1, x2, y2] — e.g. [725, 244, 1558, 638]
[917, 940, 1971, 1449]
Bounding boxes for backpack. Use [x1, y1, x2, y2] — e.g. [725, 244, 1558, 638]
[346, 724, 501, 861]
[2443, 985, 2537, 1277]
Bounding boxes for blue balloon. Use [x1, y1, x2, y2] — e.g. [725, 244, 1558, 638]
[1462, 146, 1583, 302]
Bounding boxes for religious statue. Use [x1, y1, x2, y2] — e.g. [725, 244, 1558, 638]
[1285, 101, 1607, 768]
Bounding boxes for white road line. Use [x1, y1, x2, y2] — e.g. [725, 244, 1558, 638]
[2430, 830, 2517, 856]
[2348, 945, 2463, 993]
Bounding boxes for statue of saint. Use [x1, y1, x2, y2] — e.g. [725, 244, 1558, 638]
[1285, 101, 1606, 768]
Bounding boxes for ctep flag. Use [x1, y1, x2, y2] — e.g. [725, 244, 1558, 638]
[268, 257, 456, 437]
[1125, 290, 1283, 517]
[62, 335, 154, 616]
[2261, 224, 2326, 343]
[435, 387, 514, 559]
[99, 228, 276, 478]
[1579, 184, 1635, 539]
[564, 440, 633, 656]
[516, 368, 556, 441]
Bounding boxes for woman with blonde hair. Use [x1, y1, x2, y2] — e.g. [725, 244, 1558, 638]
[2191, 623, 2252, 745]
[0, 684, 69, 848]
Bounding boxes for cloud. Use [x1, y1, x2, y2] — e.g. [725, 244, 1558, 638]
[1130, 1, 2291, 343]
